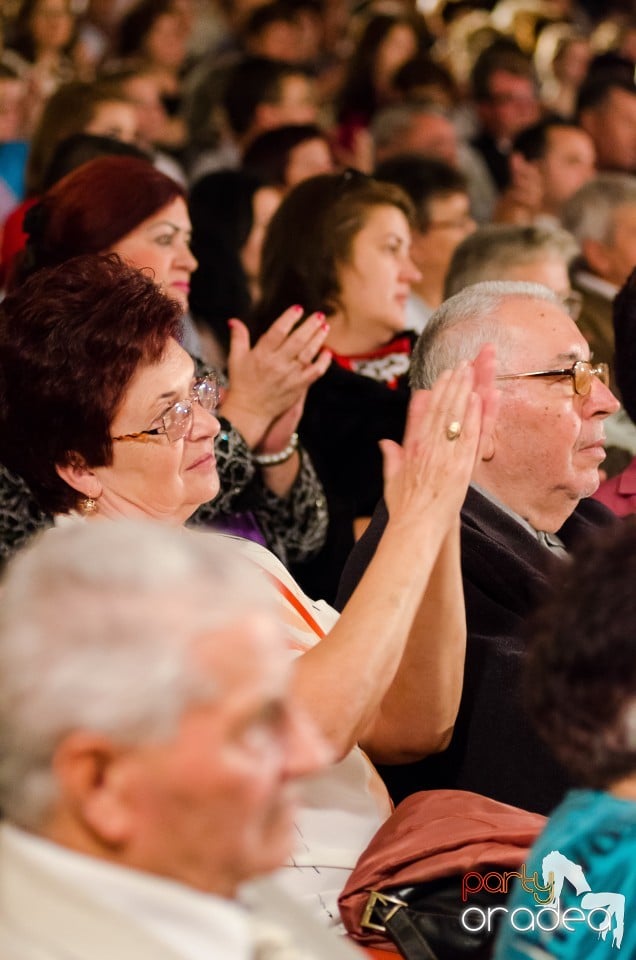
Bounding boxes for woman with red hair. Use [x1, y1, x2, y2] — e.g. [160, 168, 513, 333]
[1, 154, 331, 565]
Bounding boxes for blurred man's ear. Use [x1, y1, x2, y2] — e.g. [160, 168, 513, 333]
[50, 733, 137, 846]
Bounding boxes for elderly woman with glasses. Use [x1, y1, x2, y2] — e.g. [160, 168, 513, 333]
[0, 154, 331, 566]
[0, 252, 497, 929]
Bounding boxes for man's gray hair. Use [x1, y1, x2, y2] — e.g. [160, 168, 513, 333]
[561, 173, 636, 246]
[410, 280, 561, 389]
[0, 521, 272, 829]
[445, 224, 579, 298]
[371, 101, 450, 154]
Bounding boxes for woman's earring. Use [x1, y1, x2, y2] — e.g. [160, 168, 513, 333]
[79, 497, 98, 515]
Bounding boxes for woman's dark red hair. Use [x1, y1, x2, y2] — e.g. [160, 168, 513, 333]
[0, 254, 183, 514]
[14, 155, 184, 286]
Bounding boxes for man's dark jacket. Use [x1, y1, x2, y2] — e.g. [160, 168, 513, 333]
[336, 486, 615, 815]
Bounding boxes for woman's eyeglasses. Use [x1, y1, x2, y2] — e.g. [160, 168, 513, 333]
[496, 360, 609, 397]
[112, 373, 219, 444]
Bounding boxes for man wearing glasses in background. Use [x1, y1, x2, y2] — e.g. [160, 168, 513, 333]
[338, 280, 618, 818]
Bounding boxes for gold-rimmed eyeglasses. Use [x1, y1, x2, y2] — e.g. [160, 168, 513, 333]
[112, 373, 219, 444]
[496, 360, 609, 397]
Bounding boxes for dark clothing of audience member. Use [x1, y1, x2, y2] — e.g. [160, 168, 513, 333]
[337, 487, 615, 815]
[291, 335, 412, 603]
[470, 130, 511, 191]
[251, 172, 418, 604]
[470, 42, 541, 193]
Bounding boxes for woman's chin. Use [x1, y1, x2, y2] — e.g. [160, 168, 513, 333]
[168, 285, 190, 310]
[174, 477, 220, 525]
[197, 473, 221, 508]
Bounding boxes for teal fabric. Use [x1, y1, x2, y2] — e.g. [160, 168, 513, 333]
[494, 789, 636, 958]
[0, 140, 28, 199]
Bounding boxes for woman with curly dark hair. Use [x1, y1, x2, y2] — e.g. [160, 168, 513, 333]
[494, 518, 636, 959]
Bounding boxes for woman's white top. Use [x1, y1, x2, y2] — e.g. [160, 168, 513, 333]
[229, 537, 392, 930]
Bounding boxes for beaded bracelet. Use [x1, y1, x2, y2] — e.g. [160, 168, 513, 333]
[253, 432, 299, 467]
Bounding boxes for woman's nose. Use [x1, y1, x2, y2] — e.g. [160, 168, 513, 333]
[190, 401, 220, 439]
[179, 241, 198, 273]
[403, 255, 422, 284]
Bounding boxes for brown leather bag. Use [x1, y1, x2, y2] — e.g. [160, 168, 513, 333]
[338, 789, 546, 960]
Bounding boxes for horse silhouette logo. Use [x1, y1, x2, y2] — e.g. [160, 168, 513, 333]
[542, 850, 625, 949]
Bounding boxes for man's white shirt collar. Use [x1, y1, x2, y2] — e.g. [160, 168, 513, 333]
[2, 824, 251, 960]
[574, 269, 619, 302]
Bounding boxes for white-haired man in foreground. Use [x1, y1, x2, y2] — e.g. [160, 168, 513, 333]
[0, 521, 356, 960]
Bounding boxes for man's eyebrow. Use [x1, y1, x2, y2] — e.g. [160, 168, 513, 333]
[553, 350, 586, 363]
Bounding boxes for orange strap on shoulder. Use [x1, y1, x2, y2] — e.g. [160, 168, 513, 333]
[266, 573, 327, 639]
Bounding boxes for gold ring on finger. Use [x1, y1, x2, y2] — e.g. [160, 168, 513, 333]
[446, 420, 462, 441]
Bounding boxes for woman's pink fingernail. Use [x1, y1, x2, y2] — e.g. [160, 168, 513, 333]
[292, 304, 303, 314]
[321, 321, 330, 332]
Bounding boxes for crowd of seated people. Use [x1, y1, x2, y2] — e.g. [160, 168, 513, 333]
[1, 154, 332, 566]
[188, 166, 284, 367]
[0, 251, 497, 932]
[250, 170, 421, 601]
[1, 1, 636, 956]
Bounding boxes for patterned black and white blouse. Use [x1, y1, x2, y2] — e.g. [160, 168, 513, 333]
[0, 417, 328, 569]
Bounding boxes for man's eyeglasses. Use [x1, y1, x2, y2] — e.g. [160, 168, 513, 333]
[496, 360, 609, 397]
[112, 373, 219, 444]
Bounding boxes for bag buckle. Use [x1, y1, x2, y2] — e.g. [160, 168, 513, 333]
[361, 890, 408, 932]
